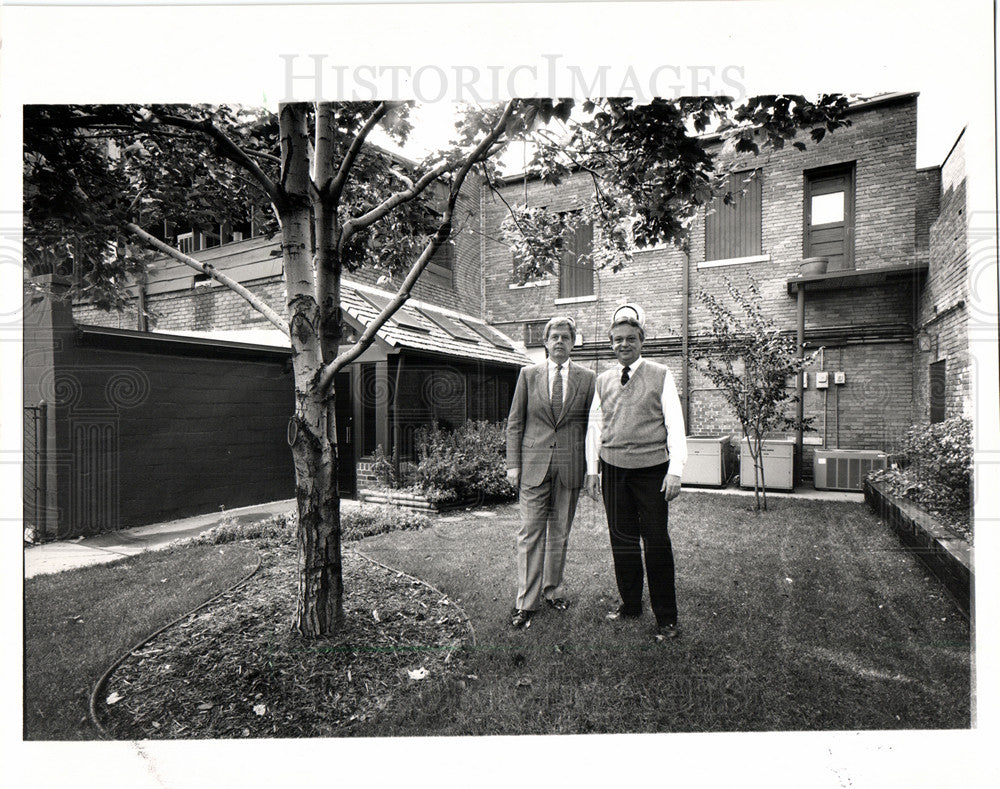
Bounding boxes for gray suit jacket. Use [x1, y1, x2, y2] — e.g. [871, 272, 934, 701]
[506, 360, 596, 489]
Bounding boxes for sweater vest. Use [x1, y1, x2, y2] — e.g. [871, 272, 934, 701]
[597, 361, 669, 468]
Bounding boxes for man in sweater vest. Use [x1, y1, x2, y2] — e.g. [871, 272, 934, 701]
[584, 304, 688, 640]
[506, 316, 597, 629]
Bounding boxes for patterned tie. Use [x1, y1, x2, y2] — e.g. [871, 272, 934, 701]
[621, 365, 630, 386]
[551, 364, 563, 420]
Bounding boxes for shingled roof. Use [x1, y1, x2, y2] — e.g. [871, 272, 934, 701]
[155, 279, 531, 368]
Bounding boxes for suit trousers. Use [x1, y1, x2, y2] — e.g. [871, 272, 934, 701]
[516, 467, 580, 611]
[600, 459, 677, 626]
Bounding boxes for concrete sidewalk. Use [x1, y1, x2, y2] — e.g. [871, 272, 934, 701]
[22, 485, 862, 579]
[23, 498, 300, 579]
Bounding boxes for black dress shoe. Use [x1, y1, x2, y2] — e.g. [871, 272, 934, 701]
[511, 609, 533, 629]
[605, 604, 642, 620]
[545, 598, 570, 611]
[654, 623, 680, 641]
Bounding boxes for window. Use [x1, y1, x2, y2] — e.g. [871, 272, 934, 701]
[705, 170, 762, 261]
[804, 163, 855, 271]
[524, 320, 548, 347]
[929, 360, 946, 423]
[558, 217, 594, 298]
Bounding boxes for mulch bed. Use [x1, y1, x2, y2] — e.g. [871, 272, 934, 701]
[96, 544, 473, 738]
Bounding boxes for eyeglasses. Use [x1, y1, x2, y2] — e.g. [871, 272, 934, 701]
[611, 335, 640, 347]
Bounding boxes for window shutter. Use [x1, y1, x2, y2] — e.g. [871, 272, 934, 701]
[705, 171, 762, 261]
[559, 220, 594, 298]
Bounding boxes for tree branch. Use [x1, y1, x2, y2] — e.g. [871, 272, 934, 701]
[337, 159, 456, 252]
[149, 111, 281, 205]
[126, 222, 288, 336]
[328, 102, 389, 205]
[320, 100, 518, 391]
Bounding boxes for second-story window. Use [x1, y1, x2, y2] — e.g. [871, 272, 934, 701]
[559, 216, 594, 298]
[705, 170, 762, 262]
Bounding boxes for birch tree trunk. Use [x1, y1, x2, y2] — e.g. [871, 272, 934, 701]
[279, 103, 344, 637]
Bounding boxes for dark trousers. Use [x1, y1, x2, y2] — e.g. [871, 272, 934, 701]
[600, 459, 677, 626]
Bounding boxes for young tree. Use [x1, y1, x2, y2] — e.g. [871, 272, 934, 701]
[23, 96, 847, 635]
[697, 275, 818, 511]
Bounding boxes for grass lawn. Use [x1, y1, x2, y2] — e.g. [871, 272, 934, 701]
[67, 491, 970, 738]
[23, 541, 259, 740]
[355, 491, 971, 734]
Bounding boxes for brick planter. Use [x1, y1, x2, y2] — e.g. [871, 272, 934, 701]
[864, 479, 972, 617]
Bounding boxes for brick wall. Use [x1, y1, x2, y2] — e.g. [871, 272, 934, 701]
[916, 131, 970, 421]
[485, 95, 923, 455]
[74, 180, 485, 331]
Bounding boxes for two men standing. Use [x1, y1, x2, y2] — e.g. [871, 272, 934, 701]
[506, 305, 687, 640]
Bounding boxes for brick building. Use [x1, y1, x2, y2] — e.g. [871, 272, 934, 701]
[56, 92, 968, 525]
[484, 93, 969, 479]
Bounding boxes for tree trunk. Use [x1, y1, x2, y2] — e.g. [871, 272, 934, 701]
[279, 102, 345, 637]
[290, 395, 344, 636]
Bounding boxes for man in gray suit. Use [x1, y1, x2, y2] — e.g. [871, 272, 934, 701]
[506, 316, 596, 629]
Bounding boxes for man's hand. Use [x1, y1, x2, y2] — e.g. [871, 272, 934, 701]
[506, 468, 521, 488]
[661, 473, 681, 502]
[584, 474, 601, 501]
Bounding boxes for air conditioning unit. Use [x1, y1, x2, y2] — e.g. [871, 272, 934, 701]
[682, 436, 730, 487]
[740, 437, 795, 491]
[813, 449, 888, 491]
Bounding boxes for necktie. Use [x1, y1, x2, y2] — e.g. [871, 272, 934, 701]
[551, 364, 563, 419]
[621, 366, 630, 385]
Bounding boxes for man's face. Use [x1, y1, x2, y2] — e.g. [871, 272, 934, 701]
[545, 325, 574, 365]
[609, 323, 642, 367]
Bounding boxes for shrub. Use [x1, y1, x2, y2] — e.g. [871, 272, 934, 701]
[197, 512, 297, 547]
[411, 420, 517, 506]
[196, 505, 430, 546]
[341, 504, 432, 541]
[371, 444, 400, 489]
[869, 416, 973, 530]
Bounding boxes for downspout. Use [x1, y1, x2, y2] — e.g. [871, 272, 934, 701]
[681, 239, 691, 429]
[795, 283, 806, 484]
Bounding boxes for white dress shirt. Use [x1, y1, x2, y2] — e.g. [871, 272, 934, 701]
[585, 357, 688, 477]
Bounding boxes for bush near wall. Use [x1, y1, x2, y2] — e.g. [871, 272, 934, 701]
[869, 416, 973, 536]
[410, 420, 517, 506]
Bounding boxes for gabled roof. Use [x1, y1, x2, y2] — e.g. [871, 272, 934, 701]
[149, 279, 531, 368]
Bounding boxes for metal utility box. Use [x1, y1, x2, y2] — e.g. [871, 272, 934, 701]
[739, 437, 795, 491]
[681, 436, 730, 487]
[813, 449, 888, 491]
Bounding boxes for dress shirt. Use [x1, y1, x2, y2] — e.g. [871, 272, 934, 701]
[585, 356, 688, 477]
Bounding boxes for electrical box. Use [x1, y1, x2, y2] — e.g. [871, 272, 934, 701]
[815, 371, 829, 389]
[834, 371, 846, 385]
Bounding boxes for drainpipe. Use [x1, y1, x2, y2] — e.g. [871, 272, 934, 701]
[681, 240, 691, 429]
[795, 284, 806, 483]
